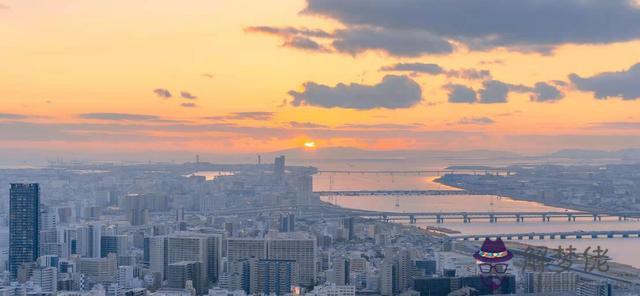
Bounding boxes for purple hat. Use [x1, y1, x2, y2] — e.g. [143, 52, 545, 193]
[473, 238, 513, 263]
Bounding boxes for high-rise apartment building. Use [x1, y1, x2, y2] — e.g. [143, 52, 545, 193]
[9, 183, 40, 279]
[266, 233, 316, 288]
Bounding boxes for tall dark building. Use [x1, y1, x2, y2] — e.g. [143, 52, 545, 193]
[274, 156, 285, 181]
[9, 183, 40, 279]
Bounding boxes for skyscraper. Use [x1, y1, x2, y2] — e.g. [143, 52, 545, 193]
[274, 156, 285, 181]
[9, 183, 40, 279]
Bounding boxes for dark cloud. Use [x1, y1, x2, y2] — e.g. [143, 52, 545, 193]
[332, 28, 453, 57]
[570, 63, 640, 100]
[289, 75, 422, 109]
[304, 0, 640, 52]
[0, 113, 28, 120]
[445, 84, 477, 104]
[379, 63, 443, 75]
[530, 82, 564, 102]
[446, 80, 563, 104]
[79, 113, 162, 121]
[283, 36, 330, 52]
[457, 117, 495, 125]
[202, 112, 275, 121]
[229, 112, 274, 121]
[180, 103, 197, 108]
[445, 69, 492, 80]
[153, 88, 172, 99]
[180, 91, 197, 100]
[479, 80, 512, 104]
[289, 121, 328, 128]
[245, 26, 332, 38]
[339, 123, 423, 129]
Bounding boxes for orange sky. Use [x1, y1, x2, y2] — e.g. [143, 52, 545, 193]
[2, 0, 640, 157]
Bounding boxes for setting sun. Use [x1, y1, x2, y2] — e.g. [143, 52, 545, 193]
[303, 141, 317, 148]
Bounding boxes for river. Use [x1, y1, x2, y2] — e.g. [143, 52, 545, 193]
[297, 158, 640, 268]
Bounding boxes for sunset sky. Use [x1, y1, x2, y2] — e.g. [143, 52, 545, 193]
[2, 0, 640, 159]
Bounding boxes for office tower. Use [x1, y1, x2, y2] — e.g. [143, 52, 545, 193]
[332, 256, 349, 286]
[397, 248, 413, 292]
[40, 209, 58, 231]
[167, 261, 204, 295]
[9, 183, 40, 279]
[37, 255, 60, 269]
[101, 235, 129, 258]
[256, 259, 296, 296]
[266, 233, 316, 287]
[78, 253, 118, 283]
[77, 223, 102, 258]
[310, 284, 356, 296]
[118, 266, 135, 289]
[278, 213, 296, 233]
[342, 218, 354, 241]
[39, 228, 60, 257]
[292, 174, 313, 205]
[226, 238, 267, 262]
[149, 236, 168, 280]
[577, 280, 613, 296]
[167, 232, 222, 284]
[32, 266, 57, 293]
[380, 259, 397, 296]
[525, 272, 577, 293]
[274, 156, 285, 181]
[413, 259, 436, 276]
[122, 194, 149, 226]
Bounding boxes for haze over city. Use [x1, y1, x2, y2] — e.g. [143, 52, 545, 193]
[2, 1, 640, 296]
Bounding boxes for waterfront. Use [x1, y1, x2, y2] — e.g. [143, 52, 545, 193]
[310, 160, 640, 268]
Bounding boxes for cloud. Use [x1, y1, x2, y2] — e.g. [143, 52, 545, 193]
[457, 117, 495, 125]
[180, 103, 197, 108]
[289, 75, 422, 109]
[479, 80, 512, 104]
[0, 113, 28, 120]
[446, 80, 563, 104]
[332, 27, 453, 57]
[446, 69, 492, 80]
[245, 26, 332, 52]
[304, 0, 640, 52]
[338, 123, 423, 129]
[283, 36, 330, 52]
[569, 63, 640, 100]
[245, 26, 332, 38]
[79, 113, 163, 121]
[153, 88, 172, 99]
[229, 112, 274, 121]
[289, 121, 328, 128]
[203, 112, 275, 121]
[445, 84, 477, 104]
[530, 82, 564, 102]
[0, 4, 8, 9]
[202, 73, 215, 79]
[180, 91, 197, 100]
[379, 63, 444, 75]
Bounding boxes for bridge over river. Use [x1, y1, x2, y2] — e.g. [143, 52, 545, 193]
[315, 190, 476, 196]
[451, 230, 640, 241]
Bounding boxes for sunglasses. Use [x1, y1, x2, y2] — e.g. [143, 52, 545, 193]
[478, 263, 508, 274]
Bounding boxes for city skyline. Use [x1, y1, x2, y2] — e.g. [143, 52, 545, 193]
[2, 0, 640, 158]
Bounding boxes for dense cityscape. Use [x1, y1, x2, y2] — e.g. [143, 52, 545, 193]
[1, 157, 638, 296]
